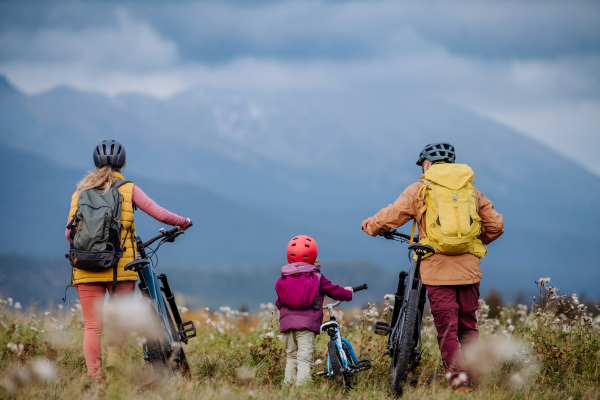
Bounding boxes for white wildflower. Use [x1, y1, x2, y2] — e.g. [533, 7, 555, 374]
[509, 372, 524, 388]
[508, 325, 514, 332]
[204, 307, 209, 312]
[8, 298, 13, 306]
[248, 343, 253, 347]
[562, 325, 571, 333]
[577, 304, 586, 312]
[507, 319, 512, 325]
[57, 305, 63, 310]
[570, 294, 579, 304]
[44, 312, 50, 316]
[14, 302, 22, 310]
[539, 277, 550, 287]
[277, 335, 283, 340]
[315, 359, 323, 365]
[7, 343, 24, 356]
[384, 294, 394, 301]
[209, 334, 214, 340]
[178, 307, 189, 314]
[30, 359, 57, 381]
[266, 331, 275, 339]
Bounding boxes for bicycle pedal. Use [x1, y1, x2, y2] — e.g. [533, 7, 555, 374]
[374, 321, 391, 335]
[356, 360, 371, 372]
[313, 369, 328, 377]
[179, 321, 197, 342]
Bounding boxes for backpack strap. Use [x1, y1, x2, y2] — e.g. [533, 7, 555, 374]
[113, 179, 132, 189]
[409, 220, 417, 245]
[110, 266, 118, 298]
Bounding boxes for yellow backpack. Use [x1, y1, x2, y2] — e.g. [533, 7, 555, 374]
[414, 163, 487, 259]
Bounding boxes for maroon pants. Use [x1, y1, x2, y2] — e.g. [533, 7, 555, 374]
[426, 283, 479, 375]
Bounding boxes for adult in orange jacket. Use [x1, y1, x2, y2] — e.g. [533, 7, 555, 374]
[362, 143, 504, 391]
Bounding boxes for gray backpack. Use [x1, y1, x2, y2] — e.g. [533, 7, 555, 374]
[66, 180, 132, 294]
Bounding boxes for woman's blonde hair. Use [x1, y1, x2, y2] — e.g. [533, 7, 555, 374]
[75, 165, 122, 195]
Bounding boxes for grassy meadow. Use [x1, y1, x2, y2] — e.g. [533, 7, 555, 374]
[1, 280, 599, 399]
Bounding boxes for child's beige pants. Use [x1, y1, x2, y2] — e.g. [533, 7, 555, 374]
[284, 329, 316, 385]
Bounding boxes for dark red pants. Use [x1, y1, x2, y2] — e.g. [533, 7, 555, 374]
[426, 283, 479, 375]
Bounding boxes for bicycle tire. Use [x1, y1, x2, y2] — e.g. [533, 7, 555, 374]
[161, 292, 192, 379]
[141, 297, 172, 380]
[391, 288, 419, 397]
[342, 343, 357, 390]
[328, 340, 345, 389]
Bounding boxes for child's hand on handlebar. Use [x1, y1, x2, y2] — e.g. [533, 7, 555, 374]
[345, 286, 353, 292]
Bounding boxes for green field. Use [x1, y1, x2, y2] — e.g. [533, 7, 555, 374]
[1, 281, 599, 399]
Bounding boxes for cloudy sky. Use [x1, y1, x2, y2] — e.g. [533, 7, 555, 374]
[1, 0, 599, 174]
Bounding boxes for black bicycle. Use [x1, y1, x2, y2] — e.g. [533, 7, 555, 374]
[373, 228, 435, 397]
[124, 223, 196, 380]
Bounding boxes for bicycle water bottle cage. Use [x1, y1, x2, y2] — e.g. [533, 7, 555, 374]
[408, 243, 435, 257]
[178, 321, 197, 343]
[124, 259, 150, 272]
[374, 321, 391, 336]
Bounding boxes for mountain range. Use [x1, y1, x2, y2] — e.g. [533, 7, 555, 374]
[1, 75, 599, 306]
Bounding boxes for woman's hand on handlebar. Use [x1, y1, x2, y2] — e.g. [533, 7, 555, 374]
[344, 286, 353, 292]
[178, 218, 192, 233]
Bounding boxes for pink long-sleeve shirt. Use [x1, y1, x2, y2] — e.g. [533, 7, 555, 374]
[66, 185, 189, 242]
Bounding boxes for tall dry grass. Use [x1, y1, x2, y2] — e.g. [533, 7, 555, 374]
[0, 278, 599, 399]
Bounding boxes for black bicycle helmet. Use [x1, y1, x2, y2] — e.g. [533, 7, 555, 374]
[416, 142, 455, 166]
[93, 140, 126, 169]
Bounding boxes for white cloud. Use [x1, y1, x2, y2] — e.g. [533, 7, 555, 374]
[0, 1, 598, 174]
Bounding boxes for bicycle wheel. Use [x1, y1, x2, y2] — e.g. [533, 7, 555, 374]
[328, 340, 345, 389]
[161, 292, 191, 379]
[390, 289, 419, 397]
[141, 297, 173, 380]
[342, 342, 357, 390]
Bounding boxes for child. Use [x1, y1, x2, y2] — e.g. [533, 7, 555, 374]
[275, 235, 353, 385]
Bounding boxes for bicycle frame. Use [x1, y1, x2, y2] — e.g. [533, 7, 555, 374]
[318, 302, 371, 379]
[129, 229, 196, 365]
[321, 308, 359, 375]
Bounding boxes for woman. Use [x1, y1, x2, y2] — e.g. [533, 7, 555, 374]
[65, 140, 191, 380]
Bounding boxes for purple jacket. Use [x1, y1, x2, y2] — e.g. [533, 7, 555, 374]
[276, 262, 353, 334]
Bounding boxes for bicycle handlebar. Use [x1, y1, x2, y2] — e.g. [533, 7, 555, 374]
[380, 228, 413, 243]
[322, 283, 368, 309]
[353, 283, 368, 292]
[323, 301, 342, 309]
[142, 220, 193, 248]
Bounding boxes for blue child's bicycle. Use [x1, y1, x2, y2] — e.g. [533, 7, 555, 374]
[314, 284, 371, 390]
[123, 223, 197, 380]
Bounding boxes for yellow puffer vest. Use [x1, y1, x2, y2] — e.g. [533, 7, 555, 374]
[69, 172, 138, 285]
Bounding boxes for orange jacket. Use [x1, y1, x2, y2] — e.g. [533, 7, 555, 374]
[362, 175, 504, 286]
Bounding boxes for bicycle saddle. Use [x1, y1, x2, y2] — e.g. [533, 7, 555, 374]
[408, 243, 436, 255]
[124, 259, 150, 272]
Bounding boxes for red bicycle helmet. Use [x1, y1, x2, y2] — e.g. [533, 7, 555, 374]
[287, 235, 318, 264]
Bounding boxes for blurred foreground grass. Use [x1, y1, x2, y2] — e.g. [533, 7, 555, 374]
[1, 279, 599, 399]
